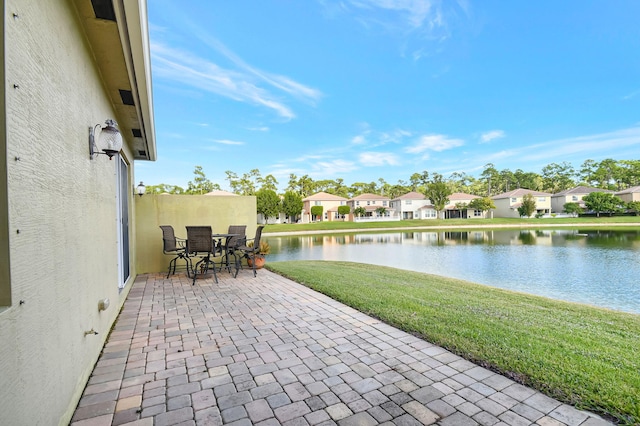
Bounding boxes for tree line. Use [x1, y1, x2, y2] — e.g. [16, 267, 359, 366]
[146, 159, 640, 199]
[144, 159, 640, 221]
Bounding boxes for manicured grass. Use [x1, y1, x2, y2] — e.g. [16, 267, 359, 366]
[266, 260, 640, 424]
[263, 216, 640, 234]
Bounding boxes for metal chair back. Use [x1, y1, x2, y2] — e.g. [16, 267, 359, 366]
[252, 225, 264, 252]
[235, 225, 265, 278]
[186, 226, 213, 254]
[160, 225, 181, 253]
[227, 225, 247, 249]
[185, 226, 219, 285]
[159, 225, 190, 278]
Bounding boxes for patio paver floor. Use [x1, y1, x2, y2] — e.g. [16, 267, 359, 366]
[70, 270, 612, 425]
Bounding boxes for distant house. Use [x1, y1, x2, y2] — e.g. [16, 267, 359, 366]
[348, 193, 395, 220]
[616, 185, 640, 203]
[445, 193, 484, 219]
[302, 192, 349, 222]
[390, 191, 432, 219]
[492, 189, 552, 218]
[551, 186, 613, 213]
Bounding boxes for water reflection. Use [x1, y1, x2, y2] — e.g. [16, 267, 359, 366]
[266, 229, 640, 314]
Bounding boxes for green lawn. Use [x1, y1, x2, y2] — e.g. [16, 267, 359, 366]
[267, 260, 640, 424]
[263, 216, 640, 234]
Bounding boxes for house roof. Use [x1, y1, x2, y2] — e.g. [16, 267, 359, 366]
[72, 0, 156, 161]
[303, 191, 348, 201]
[492, 188, 552, 200]
[616, 185, 640, 195]
[553, 186, 612, 196]
[392, 191, 425, 201]
[449, 192, 481, 201]
[350, 193, 390, 201]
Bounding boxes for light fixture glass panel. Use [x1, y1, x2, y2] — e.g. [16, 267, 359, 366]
[98, 119, 123, 157]
[136, 182, 146, 196]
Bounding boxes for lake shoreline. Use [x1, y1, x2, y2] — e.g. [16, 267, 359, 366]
[265, 225, 640, 314]
[264, 221, 638, 236]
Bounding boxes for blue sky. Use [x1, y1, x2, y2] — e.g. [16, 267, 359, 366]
[139, 0, 640, 191]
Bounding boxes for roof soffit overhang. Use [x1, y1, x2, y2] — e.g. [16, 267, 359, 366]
[72, 0, 156, 161]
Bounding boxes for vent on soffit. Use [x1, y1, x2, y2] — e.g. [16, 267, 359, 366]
[119, 90, 135, 106]
[91, 0, 116, 21]
[132, 129, 142, 138]
[138, 150, 147, 157]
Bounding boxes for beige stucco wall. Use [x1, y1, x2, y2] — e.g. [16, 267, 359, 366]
[135, 194, 257, 275]
[493, 196, 552, 218]
[303, 199, 345, 222]
[492, 199, 521, 218]
[618, 191, 640, 203]
[0, 1, 141, 424]
[551, 195, 571, 213]
[1, 0, 9, 307]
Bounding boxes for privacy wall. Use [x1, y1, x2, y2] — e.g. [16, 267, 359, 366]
[135, 194, 257, 274]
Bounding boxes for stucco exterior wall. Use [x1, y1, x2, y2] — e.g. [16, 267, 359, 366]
[492, 199, 521, 218]
[392, 199, 432, 219]
[135, 194, 257, 275]
[493, 196, 552, 218]
[551, 195, 572, 213]
[303, 199, 346, 222]
[0, 1, 141, 424]
[1, 0, 10, 307]
[617, 191, 640, 203]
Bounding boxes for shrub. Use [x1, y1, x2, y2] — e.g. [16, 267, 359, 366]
[247, 240, 271, 255]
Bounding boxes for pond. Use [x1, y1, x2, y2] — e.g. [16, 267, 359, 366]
[264, 228, 640, 315]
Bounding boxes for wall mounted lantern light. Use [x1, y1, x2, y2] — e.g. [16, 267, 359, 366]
[89, 119, 123, 160]
[135, 181, 146, 197]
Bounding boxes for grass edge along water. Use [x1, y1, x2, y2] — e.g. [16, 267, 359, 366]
[267, 260, 640, 425]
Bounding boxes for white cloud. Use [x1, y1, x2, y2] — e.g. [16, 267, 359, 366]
[405, 134, 464, 154]
[193, 32, 323, 105]
[622, 89, 640, 100]
[325, 0, 471, 56]
[248, 126, 270, 132]
[212, 139, 244, 146]
[152, 42, 297, 120]
[293, 154, 329, 162]
[162, 132, 185, 139]
[351, 127, 410, 146]
[442, 126, 640, 177]
[352, 135, 367, 144]
[349, 0, 436, 29]
[359, 152, 401, 166]
[480, 130, 505, 143]
[380, 129, 412, 143]
[151, 37, 322, 121]
[312, 159, 358, 177]
[267, 166, 309, 182]
[519, 127, 640, 162]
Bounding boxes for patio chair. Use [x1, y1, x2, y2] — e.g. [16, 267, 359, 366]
[185, 226, 220, 285]
[221, 225, 247, 274]
[235, 225, 265, 278]
[159, 225, 191, 279]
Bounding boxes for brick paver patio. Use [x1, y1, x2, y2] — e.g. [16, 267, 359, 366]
[70, 269, 612, 425]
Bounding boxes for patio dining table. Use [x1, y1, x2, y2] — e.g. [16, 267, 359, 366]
[186, 227, 243, 284]
[211, 233, 243, 275]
